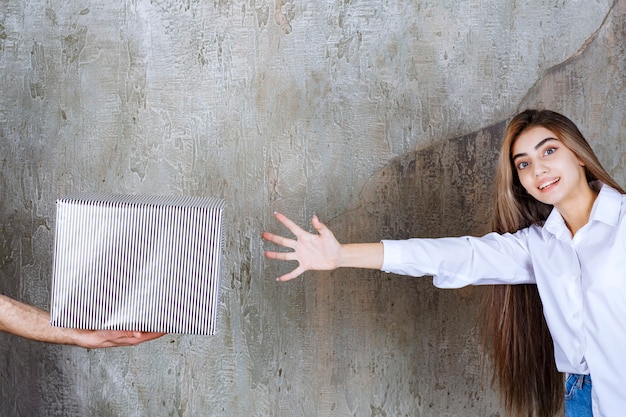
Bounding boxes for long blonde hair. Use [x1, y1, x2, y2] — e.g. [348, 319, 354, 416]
[481, 109, 624, 417]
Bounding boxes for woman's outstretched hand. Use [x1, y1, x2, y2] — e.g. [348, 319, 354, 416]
[262, 212, 342, 281]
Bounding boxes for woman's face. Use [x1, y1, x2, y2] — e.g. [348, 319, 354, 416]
[511, 126, 588, 208]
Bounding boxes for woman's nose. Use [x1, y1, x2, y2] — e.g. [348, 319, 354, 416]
[534, 161, 548, 176]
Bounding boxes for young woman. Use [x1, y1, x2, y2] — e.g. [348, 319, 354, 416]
[262, 109, 626, 417]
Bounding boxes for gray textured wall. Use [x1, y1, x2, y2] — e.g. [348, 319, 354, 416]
[1, 0, 625, 416]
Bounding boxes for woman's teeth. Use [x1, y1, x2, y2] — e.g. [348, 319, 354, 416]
[539, 178, 560, 190]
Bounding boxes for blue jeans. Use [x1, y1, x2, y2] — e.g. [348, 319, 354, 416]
[565, 374, 592, 417]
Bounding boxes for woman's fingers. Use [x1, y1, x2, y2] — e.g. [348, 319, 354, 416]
[311, 215, 331, 236]
[263, 212, 340, 281]
[276, 265, 305, 282]
[264, 249, 296, 261]
[261, 231, 295, 249]
[273, 212, 308, 237]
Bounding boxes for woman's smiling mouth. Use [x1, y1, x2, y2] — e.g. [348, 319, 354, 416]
[539, 177, 560, 191]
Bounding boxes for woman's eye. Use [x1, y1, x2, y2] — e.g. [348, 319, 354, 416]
[517, 161, 529, 170]
[544, 147, 556, 155]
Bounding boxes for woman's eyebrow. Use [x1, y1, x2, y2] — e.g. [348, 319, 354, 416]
[512, 137, 558, 161]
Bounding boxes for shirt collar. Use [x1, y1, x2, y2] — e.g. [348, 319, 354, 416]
[542, 182, 623, 239]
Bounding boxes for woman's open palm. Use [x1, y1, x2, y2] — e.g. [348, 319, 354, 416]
[262, 212, 341, 281]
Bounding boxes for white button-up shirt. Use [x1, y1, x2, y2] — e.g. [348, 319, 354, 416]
[381, 184, 626, 417]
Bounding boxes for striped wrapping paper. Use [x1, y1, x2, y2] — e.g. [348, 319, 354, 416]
[50, 193, 225, 335]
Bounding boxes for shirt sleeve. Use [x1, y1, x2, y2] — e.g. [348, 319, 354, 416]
[380, 230, 536, 288]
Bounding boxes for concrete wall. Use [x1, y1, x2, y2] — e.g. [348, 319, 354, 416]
[1, 0, 625, 415]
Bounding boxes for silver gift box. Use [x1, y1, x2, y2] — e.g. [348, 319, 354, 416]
[50, 193, 225, 335]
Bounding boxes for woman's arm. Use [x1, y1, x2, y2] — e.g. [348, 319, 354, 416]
[264, 212, 536, 286]
[262, 212, 383, 281]
[0, 294, 163, 348]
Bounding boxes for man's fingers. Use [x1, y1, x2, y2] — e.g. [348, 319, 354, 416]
[133, 332, 166, 342]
